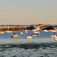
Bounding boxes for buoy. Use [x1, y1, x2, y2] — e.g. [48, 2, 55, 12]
[54, 32, 56, 34]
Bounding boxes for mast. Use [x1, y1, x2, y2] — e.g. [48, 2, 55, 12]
[8, 25, 9, 31]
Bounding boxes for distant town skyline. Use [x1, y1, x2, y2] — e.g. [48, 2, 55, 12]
[0, 0, 57, 25]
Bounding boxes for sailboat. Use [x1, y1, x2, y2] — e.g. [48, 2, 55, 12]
[6, 25, 12, 33]
[25, 30, 28, 33]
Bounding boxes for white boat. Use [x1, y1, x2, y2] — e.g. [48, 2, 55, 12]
[10, 34, 18, 38]
[25, 30, 28, 33]
[25, 31, 28, 33]
[43, 30, 49, 32]
[32, 29, 37, 31]
[26, 35, 32, 40]
[6, 31, 12, 33]
[32, 28, 40, 31]
[50, 35, 57, 41]
[20, 32, 23, 34]
[31, 34, 37, 36]
[54, 37, 57, 40]
[0, 32, 4, 34]
[34, 31, 40, 35]
[50, 35, 56, 38]
[49, 30, 56, 32]
[6, 25, 12, 33]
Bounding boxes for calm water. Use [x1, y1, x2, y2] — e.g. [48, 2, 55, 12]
[0, 31, 57, 57]
[0, 30, 57, 39]
[0, 30, 56, 44]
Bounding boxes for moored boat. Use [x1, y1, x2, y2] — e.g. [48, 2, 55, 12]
[10, 34, 18, 38]
[31, 34, 37, 36]
[50, 35, 56, 38]
[54, 37, 57, 40]
[32, 29, 37, 31]
[0, 32, 4, 34]
[34, 31, 40, 35]
[19, 32, 23, 34]
[6, 31, 12, 33]
[50, 35, 57, 41]
[26, 35, 32, 40]
[43, 30, 49, 32]
[25, 30, 28, 33]
[49, 30, 56, 32]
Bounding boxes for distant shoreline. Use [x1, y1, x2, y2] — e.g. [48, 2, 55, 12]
[0, 24, 56, 31]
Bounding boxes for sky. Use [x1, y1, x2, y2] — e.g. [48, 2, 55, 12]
[0, 0, 57, 25]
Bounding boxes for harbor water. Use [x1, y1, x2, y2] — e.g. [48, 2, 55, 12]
[0, 30, 57, 44]
[0, 30, 57, 57]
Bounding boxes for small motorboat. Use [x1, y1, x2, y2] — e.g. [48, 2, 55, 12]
[25, 31, 28, 33]
[10, 34, 18, 38]
[34, 31, 40, 35]
[49, 30, 56, 32]
[25, 30, 28, 33]
[43, 30, 49, 32]
[32, 29, 37, 31]
[26, 35, 32, 40]
[31, 34, 37, 36]
[50, 35, 57, 41]
[19, 32, 23, 34]
[0, 32, 4, 34]
[54, 37, 57, 40]
[50, 35, 56, 38]
[6, 31, 12, 33]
